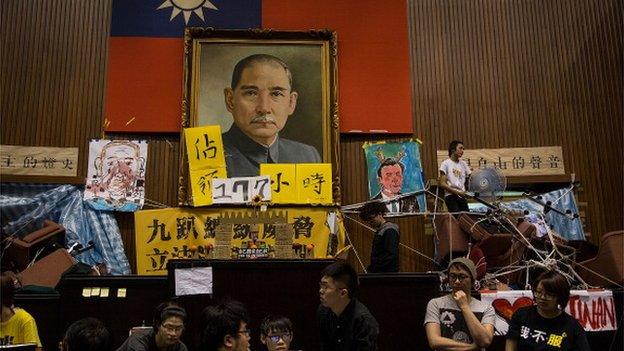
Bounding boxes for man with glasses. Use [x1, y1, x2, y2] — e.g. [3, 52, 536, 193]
[117, 301, 187, 351]
[200, 300, 251, 351]
[318, 261, 379, 351]
[424, 258, 495, 351]
[259, 315, 294, 351]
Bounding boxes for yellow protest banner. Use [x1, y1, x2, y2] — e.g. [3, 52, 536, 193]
[189, 167, 227, 206]
[134, 207, 346, 275]
[184, 126, 226, 170]
[260, 164, 297, 204]
[296, 164, 333, 204]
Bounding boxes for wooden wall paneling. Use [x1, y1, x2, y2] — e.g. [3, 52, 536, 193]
[338, 136, 435, 273]
[1, 0, 621, 274]
[0, 0, 110, 178]
[408, 0, 623, 245]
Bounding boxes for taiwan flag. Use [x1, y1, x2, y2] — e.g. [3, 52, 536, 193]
[106, 0, 413, 134]
[105, 0, 261, 132]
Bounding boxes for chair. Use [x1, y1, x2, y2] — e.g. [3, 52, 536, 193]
[18, 248, 75, 288]
[576, 230, 624, 287]
[2, 220, 65, 271]
[457, 214, 536, 268]
[433, 214, 470, 263]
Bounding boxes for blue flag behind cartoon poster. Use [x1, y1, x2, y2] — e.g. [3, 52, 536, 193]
[363, 141, 426, 214]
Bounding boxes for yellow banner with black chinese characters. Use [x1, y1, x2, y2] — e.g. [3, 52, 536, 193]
[260, 163, 333, 204]
[134, 207, 346, 275]
[260, 164, 297, 203]
[184, 126, 227, 206]
[184, 126, 226, 170]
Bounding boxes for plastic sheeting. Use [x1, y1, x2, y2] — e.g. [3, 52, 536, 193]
[0, 184, 131, 275]
[470, 187, 585, 241]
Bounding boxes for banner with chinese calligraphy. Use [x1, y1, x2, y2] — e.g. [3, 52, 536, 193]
[259, 164, 333, 205]
[260, 164, 297, 203]
[134, 207, 346, 275]
[363, 141, 426, 214]
[296, 164, 333, 204]
[0, 145, 79, 177]
[184, 126, 226, 206]
[184, 126, 226, 170]
[436, 146, 565, 177]
[190, 167, 227, 206]
[84, 139, 148, 212]
[481, 290, 617, 333]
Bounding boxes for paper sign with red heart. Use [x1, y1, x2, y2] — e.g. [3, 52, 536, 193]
[492, 297, 534, 321]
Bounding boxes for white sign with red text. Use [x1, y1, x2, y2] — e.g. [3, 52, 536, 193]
[481, 290, 617, 333]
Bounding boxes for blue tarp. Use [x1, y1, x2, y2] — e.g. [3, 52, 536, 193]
[0, 184, 131, 275]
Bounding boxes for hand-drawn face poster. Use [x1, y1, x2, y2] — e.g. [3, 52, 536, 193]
[84, 139, 148, 212]
[363, 141, 426, 214]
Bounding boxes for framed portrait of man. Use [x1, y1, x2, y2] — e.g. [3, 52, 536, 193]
[178, 28, 340, 206]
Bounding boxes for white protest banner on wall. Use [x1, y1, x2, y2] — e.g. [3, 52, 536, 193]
[481, 289, 617, 334]
[437, 146, 565, 177]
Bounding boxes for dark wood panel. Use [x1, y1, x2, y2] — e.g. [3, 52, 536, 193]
[0, 0, 110, 178]
[407, 0, 623, 244]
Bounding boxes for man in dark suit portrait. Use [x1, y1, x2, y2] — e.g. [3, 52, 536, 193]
[371, 158, 416, 213]
[222, 54, 321, 177]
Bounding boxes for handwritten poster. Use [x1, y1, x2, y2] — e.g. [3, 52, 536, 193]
[296, 163, 333, 204]
[184, 125, 225, 170]
[260, 164, 297, 204]
[211, 176, 272, 204]
[481, 290, 617, 333]
[84, 139, 148, 212]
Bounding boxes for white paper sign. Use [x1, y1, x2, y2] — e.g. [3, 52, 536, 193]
[211, 176, 271, 204]
[174, 267, 213, 296]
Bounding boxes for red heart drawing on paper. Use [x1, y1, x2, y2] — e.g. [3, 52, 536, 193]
[492, 297, 534, 321]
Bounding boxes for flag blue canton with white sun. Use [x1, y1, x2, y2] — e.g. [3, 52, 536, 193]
[111, 0, 261, 37]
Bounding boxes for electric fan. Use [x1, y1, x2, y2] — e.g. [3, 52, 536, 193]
[468, 167, 507, 202]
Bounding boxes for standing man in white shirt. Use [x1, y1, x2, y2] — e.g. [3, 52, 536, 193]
[438, 140, 472, 217]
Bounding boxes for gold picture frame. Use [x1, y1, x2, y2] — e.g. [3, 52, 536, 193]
[178, 28, 341, 206]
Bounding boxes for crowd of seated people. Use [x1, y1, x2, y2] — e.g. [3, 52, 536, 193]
[1, 260, 587, 351]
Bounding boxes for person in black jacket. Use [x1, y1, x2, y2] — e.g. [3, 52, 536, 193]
[318, 261, 379, 351]
[359, 201, 400, 273]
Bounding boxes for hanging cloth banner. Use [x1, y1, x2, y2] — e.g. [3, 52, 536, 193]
[134, 207, 346, 275]
[481, 290, 617, 333]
